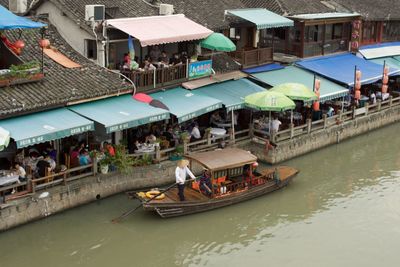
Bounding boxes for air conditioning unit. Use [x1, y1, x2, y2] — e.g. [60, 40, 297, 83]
[9, 0, 27, 14]
[159, 4, 174, 15]
[85, 5, 105, 21]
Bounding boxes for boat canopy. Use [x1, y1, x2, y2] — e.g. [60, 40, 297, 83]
[186, 148, 257, 171]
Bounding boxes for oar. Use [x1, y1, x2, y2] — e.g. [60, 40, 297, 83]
[111, 182, 179, 223]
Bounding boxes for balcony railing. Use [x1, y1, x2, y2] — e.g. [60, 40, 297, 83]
[0, 67, 44, 88]
[122, 63, 188, 92]
[230, 47, 273, 68]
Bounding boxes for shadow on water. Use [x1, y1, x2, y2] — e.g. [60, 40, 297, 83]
[1, 124, 400, 266]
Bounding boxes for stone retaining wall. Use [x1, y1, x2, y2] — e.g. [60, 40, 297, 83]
[0, 161, 178, 231]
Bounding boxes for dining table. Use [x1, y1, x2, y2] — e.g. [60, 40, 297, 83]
[0, 172, 20, 187]
[135, 143, 156, 154]
[210, 128, 227, 137]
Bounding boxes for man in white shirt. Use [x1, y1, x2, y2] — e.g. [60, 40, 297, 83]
[190, 123, 201, 140]
[14, 163, 26, 181]
[271, 117, 282, 133]
[175, 159, 196, 201]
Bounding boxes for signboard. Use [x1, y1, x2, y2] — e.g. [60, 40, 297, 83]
[106, 113, 169, 133]
[188, 60, 212, 80]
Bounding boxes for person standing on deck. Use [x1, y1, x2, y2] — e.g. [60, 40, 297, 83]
[175, 159, 196, 201]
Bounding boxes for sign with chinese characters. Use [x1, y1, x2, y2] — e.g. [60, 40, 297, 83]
[17, 124, 94, 148]
[188, 60, 213, 80]
[106, 113, 169, 133]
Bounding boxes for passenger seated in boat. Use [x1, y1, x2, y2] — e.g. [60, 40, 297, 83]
[199, 169, 212, 196]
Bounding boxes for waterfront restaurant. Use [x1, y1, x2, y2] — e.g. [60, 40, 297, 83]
[103, 14, 214, 92]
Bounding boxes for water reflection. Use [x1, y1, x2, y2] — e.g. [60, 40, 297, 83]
[1, 124, 400, 266]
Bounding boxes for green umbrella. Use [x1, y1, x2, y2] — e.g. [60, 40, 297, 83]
[244, 90, 295, 112]
[200, 33, 236, 52]
[270, 82, 317, 101]
[0, 127, 10, 151]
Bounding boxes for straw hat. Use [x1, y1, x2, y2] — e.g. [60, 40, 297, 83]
[177, 159, 189, 168]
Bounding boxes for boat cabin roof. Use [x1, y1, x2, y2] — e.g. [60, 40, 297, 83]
[186, 148, 257, 171]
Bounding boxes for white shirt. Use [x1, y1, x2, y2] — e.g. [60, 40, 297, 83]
[191, 126, 201, 139]
[175, 166, 196, 185]
[371, 93, 376, 104]
[17, 166, 26, 178]
[271, 119, 282, 132]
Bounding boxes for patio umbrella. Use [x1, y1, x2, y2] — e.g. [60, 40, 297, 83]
[200, 33, 236, 52]
[244, 91, 295, 112]
[149, 99, 169, 110]
[133, 93, 153, 103]
[270, 83, 317, 101]
[0, 127, 10, 151]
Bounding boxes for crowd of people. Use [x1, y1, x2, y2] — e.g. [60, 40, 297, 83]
[121, 45, 191, 72]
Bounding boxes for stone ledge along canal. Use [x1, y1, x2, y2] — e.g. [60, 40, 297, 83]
[2, 123, 400, 267]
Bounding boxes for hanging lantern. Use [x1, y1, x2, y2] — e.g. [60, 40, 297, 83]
[39, 38, 50, 48]
[313, 101, 320, 111]
[314, 79, 321, 90]
[382, 84, 388, 93]
[351, 41, 359, 50]
[14, 40, 25, 49]
[382, 75, 389, 85]
[355, 80, 361, 90]
[355, 90, 361, 100]
[353, 20, 361, 30]
[383, 66, 389, 75]
[355, 70, 362, 80]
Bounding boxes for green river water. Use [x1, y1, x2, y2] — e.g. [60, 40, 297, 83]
[2, 124, 400, 267]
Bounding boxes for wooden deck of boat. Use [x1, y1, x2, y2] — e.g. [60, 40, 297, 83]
[149, 187, 210, 204]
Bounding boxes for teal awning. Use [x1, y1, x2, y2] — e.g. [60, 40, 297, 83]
[369, 56, 400, 69]
[0, 108, 94, 148]
[226, 8, 294, 29]
[252, 66, 349, 102]
[195, 79, 266, 112]
[151, 88, 222, 123]
[69, 95, 170, 133]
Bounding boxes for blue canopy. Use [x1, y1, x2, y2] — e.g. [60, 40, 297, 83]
[0, 5, 46, 30]
[296, 53, 400, 86]
[243, 63, 284, 74]
[69, 94, 170, 133]
[0, 108, 94, 148]
[151, 88, 222, 123]
[252, 66, 349, 102]
[194, 79, 266, 111]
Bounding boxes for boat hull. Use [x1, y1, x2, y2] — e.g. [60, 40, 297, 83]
[142, 168, 298, 218]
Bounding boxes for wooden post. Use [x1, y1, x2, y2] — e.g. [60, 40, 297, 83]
[155, 145, 161, 162]
[322, 114, 327, 129]
[249, 123, 254, 138]
[352, 106, 356, 119]
[337, 110, 342, 121]
[31, 179, 36, 194]
[271, 131, 276, 143]
[27, 177, 32, 193]
[289, 123, 294, 139]
[365, 102, 369, 115]
[92, 153, 98, 175]
[206, 130, 212, 146]
[389, 96, 393, 107]
[377, 99, 382, 111]
[307, 118, 312, 134]
[63, 172, 67, 186]
[183, 138, 189, 155]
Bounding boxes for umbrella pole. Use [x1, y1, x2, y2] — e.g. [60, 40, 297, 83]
[269, 111, 271, 136]
[291, 110, 293, 125]
[231, 110, 235, 144]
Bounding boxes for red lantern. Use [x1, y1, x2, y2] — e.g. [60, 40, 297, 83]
[14, 40, 25, 49]
[383, 66, 389, 75]
[355, 80, 361, 91]
[351, 41, 359, 49]
[39, 38, 50, 48]
[382, 75, 389, 85]
[313, 101, 320, 111]
[382, 84, 388, 93]
[355, 90, 361, 100]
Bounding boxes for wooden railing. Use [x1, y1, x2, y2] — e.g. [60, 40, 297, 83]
[0, 163, 95, 204]
[251, 96, 400, 144]
[230, 47, 273, 68]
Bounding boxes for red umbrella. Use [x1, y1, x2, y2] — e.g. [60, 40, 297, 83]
[149, 99, 169, 110]
[133, 93, 153, 103]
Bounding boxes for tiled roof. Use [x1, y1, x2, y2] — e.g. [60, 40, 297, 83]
[31, 0, 245, 31]
[0, 23, 131, 119]
[333, 0, 400, 20]
[240, 0, 347, 16]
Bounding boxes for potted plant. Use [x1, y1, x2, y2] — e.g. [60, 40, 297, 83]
[99, 153, 113, 174]
[112, 144, 134, 173]
[169, 145, 184, 161]
[180, 131, 190, 143]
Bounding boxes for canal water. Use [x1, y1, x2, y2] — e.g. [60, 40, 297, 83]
[2, 124, 400, 267]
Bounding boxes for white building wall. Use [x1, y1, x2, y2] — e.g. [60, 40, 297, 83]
[35, 1, 104, 66]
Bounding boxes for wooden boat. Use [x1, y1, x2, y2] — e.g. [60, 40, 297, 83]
[134, 148, 299, 218]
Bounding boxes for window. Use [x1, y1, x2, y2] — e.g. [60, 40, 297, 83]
[332, 23, 343, 39]
[362, 21, 377, 43]
[84, 39, 97, 60]
[325, 24, 333, 40]
[305, 25, 323, 42]
[383, 21, 400, 41]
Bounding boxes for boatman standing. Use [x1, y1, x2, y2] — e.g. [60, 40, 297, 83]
[175, 159, 196, 201]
